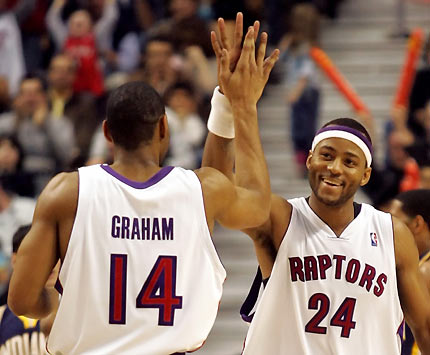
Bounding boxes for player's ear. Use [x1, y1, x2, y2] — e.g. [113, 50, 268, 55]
[413, 215, 427, 233]
[306, 150, 313, 170]
[360, 167, 372, 186]
[159, 114, 168, 139]
[102, 120, 113, 143]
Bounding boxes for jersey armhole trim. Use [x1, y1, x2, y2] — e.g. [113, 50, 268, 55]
[276, 200, 293, 251]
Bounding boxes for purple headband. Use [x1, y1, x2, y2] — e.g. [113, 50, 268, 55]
[312, 125, 373, 167]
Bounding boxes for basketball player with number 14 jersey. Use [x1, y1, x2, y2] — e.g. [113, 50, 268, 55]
[7, 27, 279, 355]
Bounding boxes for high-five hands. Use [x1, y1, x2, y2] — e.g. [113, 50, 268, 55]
[213, 24, 279, 106]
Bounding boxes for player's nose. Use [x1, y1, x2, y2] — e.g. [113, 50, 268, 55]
[327, 157, 342, 175]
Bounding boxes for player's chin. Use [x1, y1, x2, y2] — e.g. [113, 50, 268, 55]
[316, 190, 345, 207]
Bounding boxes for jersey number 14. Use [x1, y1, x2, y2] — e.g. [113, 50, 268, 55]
[109, 254, 183, 326]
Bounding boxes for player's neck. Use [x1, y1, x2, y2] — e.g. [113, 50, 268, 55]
[417, 235, 430, 257]
[110, 148, 163, 182]
[308, 194, 355, 237]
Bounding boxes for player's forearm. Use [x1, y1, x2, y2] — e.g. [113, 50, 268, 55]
[202, 133, 235, 181]
[9, 286, 57, 319]
[232, 103, 270, 207]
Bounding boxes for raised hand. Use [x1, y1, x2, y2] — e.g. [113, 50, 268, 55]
[211, 13, 260, 93]
[219, 27, 280, 106]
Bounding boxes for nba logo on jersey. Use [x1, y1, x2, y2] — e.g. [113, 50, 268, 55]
[370, 232, 378, 246]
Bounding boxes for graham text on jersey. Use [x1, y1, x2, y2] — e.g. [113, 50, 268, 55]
[111, 216, 174, 240]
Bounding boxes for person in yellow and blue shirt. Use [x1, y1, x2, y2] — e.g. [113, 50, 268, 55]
[387, 190, 430, 355]
[0, 225, 58, 354]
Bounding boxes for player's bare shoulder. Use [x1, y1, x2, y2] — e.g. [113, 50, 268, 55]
[37, 171, 79, 219]
[194, 167, 235, 203]
[270, 195, 292, 249]
[244, 194, 292, 251]
[392, 215, 420, 269]
[194, 167, 235, 225]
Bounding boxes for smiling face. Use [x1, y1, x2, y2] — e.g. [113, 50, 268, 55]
[307, 137, 372, 207]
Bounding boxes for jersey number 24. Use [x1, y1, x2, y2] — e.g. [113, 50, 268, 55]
[109, 254, 183, 326]
[305, 293, 357, 338]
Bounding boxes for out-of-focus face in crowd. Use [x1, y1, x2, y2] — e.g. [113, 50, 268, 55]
[145, 40, 174, 71]
[169, 0, 197, 21]
[14, 79, 45, 118]
[48, 55, 77, 92]
[68, 10, 92, 38]
[388, 131, 409, 170]
[166, 88, 196, 118]
[0, 137, 19, 174]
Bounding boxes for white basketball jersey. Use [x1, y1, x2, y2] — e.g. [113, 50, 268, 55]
[243, 197, 403, 355]
[47, 165, 226, 355]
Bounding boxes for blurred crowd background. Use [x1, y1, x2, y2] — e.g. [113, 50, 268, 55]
[0, 0, 349, 271]
[0, 0, 429, 352]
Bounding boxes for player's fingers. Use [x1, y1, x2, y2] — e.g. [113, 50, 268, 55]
[237, 28, 254, 71]
[253, 20, 260, 43]
[211, 31, 223, 58]
[218, 17, 230, 50]
[257, 32, 268, 67]
[233, 12, 243, 50]
[220, 48, 231, 79]
[247, 27, 256, 67]
[263, 48, 280, 78]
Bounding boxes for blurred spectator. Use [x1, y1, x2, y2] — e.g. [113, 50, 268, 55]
[0, 0, 29, 95]
[47, 54, 100, 166]
[0, 225, 59, 350]
[279, 3, 321, 177]
[0, 134, 35, 197]
[407, 34, 430, 144]
[47, 0, 118, 55]
[130, 35, 179, 96]
[0, 76, 10, 114]
[105, 0, 160, 74]
[46, 0, 121, 96]
[385, 190, 430, 355]
[47, 4, 105, 96]
[363, 130, 410, 208]
[0, 75, 75, 194]
[151, 0, 212, 55]
[18, 0, 50, 72]
[164, 81, 206, 169]
[147, 0, 217, 94]
[0, 181, 35, 258]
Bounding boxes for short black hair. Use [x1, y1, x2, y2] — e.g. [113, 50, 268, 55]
[12, 225, 31, 254]
[396, 189, 430, 227]
[106, 81, 165, 150]
[322, 118, 372, 146]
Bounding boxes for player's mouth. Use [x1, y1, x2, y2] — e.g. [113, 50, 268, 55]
[321, 177, 343, 187]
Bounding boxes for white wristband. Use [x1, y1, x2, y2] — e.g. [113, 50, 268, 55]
[207, 86, 235, 138]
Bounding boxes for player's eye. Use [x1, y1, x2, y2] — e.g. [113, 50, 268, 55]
[344, 159, 357, 167]
[321, 152, 332, 160]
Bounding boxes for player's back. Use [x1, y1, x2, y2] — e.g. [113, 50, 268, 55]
[47, 165, 226, 355]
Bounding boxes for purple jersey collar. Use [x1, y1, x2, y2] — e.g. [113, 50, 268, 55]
[101, 164, 174, 189]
